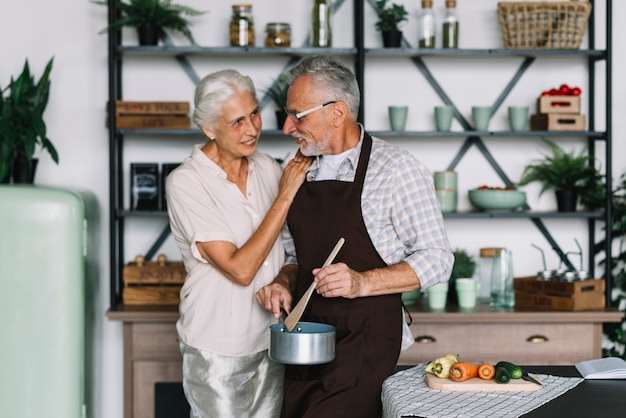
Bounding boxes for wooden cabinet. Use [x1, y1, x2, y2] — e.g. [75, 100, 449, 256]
[107, 307, 181, 418]
[398, 300, 624, 366]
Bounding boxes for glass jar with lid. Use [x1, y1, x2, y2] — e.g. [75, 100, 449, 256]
[418, 0, 436, 48]
[265, 22, 291, 47]
[442, 0, 459, 48]
[311, 0, 332, 47]
[230, 4, 255, 47]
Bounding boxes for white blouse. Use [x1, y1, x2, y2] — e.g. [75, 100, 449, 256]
[166, 144, 285, 356]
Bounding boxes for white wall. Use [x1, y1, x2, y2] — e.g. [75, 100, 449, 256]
[1, 1, 623, 417]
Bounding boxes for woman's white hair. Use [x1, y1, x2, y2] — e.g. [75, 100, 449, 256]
[193, 69, 258, 130]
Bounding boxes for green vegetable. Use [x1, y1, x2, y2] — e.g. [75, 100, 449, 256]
[495, 366, 510, 384]
[495, 361, 523, 379]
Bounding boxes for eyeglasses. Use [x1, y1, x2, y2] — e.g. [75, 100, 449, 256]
[284, 101, 337, 123]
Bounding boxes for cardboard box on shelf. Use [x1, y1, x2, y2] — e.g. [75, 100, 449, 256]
[530, 113, 585, 131]
[537, 95, 581, 114]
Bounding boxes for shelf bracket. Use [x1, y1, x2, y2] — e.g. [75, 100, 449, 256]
[411, 53, 579, 271]
[144, 223, 172, 261]
[492, 56, 535, 114]
[161, 33, 201, 85]
[411, 56, 470, 129]
[529, 218, 576, 270]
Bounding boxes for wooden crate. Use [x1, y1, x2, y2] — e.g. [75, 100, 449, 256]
[513, 276, 605, 311]
[530, 113, 585, 131]
[123, 255, 186, 305]
[106, 115, 191, 129]
[111, 100, 190, 116]
[537, 96, 580, 114]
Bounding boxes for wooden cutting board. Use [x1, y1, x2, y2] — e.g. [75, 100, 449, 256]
[425, 374, 542, 392]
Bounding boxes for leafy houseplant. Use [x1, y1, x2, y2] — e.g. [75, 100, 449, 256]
[448, 248, 477, 305]
[451, 249, 477, 280]
[265, 74, 290, 128]
[517, 138, 603, 212]
[92, 0, 205, 45]
[0, 57, 58, 183]
[374, 0, 409, 47]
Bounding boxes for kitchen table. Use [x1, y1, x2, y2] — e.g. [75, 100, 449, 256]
[522, 365, 625, 417]
[385, 365, 625, 418]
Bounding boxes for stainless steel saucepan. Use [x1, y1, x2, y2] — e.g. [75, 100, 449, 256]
[269, 321, 335, 365]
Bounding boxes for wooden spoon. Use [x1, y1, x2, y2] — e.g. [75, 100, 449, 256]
[283, 237, 345, 332]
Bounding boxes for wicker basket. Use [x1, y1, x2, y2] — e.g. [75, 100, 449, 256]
[497, 1, 592, 49]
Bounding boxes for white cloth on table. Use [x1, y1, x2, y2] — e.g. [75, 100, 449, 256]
[382, 364, 584, 418]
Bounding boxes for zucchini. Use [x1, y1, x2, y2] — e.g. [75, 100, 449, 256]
[495, 361, 523, 379]
[495, 366, 510, 384]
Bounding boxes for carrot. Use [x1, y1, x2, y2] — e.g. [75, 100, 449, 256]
[449, 362, 480, 382]
[478, 363, 496, 380]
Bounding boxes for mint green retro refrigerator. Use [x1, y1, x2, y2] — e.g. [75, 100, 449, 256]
[0, 185, 90, 418]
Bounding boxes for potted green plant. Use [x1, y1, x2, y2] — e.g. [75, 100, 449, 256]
[374, 0, 409, 47]
[451, 249, 477, 280]
[517, 138, 603, 212]
[0, 57, 58, 183]
[92, 0, 205, 46]
[265, 74, 290, 128]
[448, 248, 477, 305]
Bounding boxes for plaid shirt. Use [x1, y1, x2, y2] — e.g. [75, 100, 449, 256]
[282, 126, 453, 288]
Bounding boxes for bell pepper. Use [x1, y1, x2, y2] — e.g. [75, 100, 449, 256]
[425, 353, 459, 378]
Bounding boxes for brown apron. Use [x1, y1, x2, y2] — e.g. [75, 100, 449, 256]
[281, 133, 402, 418]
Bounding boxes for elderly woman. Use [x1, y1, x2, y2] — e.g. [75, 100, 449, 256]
[166, 69, 310, 418]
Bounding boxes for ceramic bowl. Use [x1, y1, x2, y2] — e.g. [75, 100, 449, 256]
[468, 189, 527, 212]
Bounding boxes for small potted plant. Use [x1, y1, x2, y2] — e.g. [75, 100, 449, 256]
[92, 0, 205, 46]
[374, 0, 409, 47]
[265, 74, 290, 128]
[0, 57, 58, 183]
[517, 138, 603, 212]
[448, 248, 477, 305]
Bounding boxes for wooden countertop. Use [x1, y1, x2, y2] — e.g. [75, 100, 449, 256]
[107, 304, 179, 322]
[107, 298, 624, 324]
[403, 298, 624, 324]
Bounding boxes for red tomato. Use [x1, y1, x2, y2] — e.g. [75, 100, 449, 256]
[571, 86, 582, 96]
[559, 84, 571, 95]
[541, 91, 551, 96]
[549, 88, 559, 95]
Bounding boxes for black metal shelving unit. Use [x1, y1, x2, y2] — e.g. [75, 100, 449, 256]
[107, 0, 613, 307]
[106, 0, 359, 307]
[358, 0, 613, 299]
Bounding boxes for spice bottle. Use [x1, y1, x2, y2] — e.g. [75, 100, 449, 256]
[442, 0, 459, 48]
[230, 4, 255, 47]
[418, 0, 436, 48]
[265, 22, 291, 47]
[311, 0, 332, 47]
